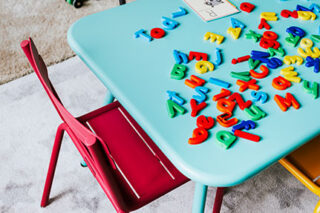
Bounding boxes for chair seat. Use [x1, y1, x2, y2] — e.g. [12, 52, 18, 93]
[80, 101, 188, 211]
[285, 135, 320, 186]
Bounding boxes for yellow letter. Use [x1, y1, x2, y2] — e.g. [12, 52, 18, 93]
[280, 66, 301, 83]
[260, 12, 278, 21]
[300, 38, 313, 49]
[227, 27, 242, 40]
[195, 61, 214, 74]
[204, 32, 224, 45]
[298, 11, 316, 20]
[283, 55, 304, 66]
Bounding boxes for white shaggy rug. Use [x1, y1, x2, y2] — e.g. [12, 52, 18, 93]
[0, 57, 318, 213]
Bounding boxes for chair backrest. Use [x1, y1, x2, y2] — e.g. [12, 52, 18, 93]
[21, 38, 98, 146]
[21, 38, 131, 211]
[20, 38, 120, 166]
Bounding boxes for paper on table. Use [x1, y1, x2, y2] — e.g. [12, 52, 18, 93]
[183, 0, 239, 22]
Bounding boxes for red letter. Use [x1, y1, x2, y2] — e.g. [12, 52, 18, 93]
[185, 75, 206, 89]
[228, 93, 252, 110]
[188, 128, 208, 145]
[190, 99, 207, 117]
[274, 93, 300, 111]
[150, 28, 166, 39]
[236, 79, 260, 92]
[216, 112, 238, 127]
[212, 88, 232, 101]
[272, 76, 291, 90]
[188, 51, 208, 61]
[197, 115, 215, 130]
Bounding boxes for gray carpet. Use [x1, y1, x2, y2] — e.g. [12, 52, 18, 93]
[0, 57, 318, 212]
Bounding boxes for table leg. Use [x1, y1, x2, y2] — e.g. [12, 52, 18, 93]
[80, 159, 87, 167]
[79, 90, 114, 167]
[104, 91, 115, 105]
[192, 182, 208, 213]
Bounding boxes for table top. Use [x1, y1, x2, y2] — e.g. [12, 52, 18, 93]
[68, 0, 320, 186]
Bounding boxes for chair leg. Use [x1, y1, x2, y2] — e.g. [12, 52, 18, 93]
[212, 187, 225, 213]
[314, 199, 320, 213]
[40, 124, 66, 207]
[104, 91, 115, 106]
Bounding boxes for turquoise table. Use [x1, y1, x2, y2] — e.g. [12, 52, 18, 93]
[68, 0, 320, 212]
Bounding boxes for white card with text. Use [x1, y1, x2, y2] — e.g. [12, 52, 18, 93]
[183, 0, 239, 22]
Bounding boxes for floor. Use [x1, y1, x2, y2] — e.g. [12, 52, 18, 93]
[0, 56, 318, 213]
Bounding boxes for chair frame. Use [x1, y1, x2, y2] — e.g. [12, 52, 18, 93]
[21, 38, 189, 213]
[279, 158, 320, 213]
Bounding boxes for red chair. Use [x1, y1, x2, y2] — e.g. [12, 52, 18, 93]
[21, 38, 188, 213]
